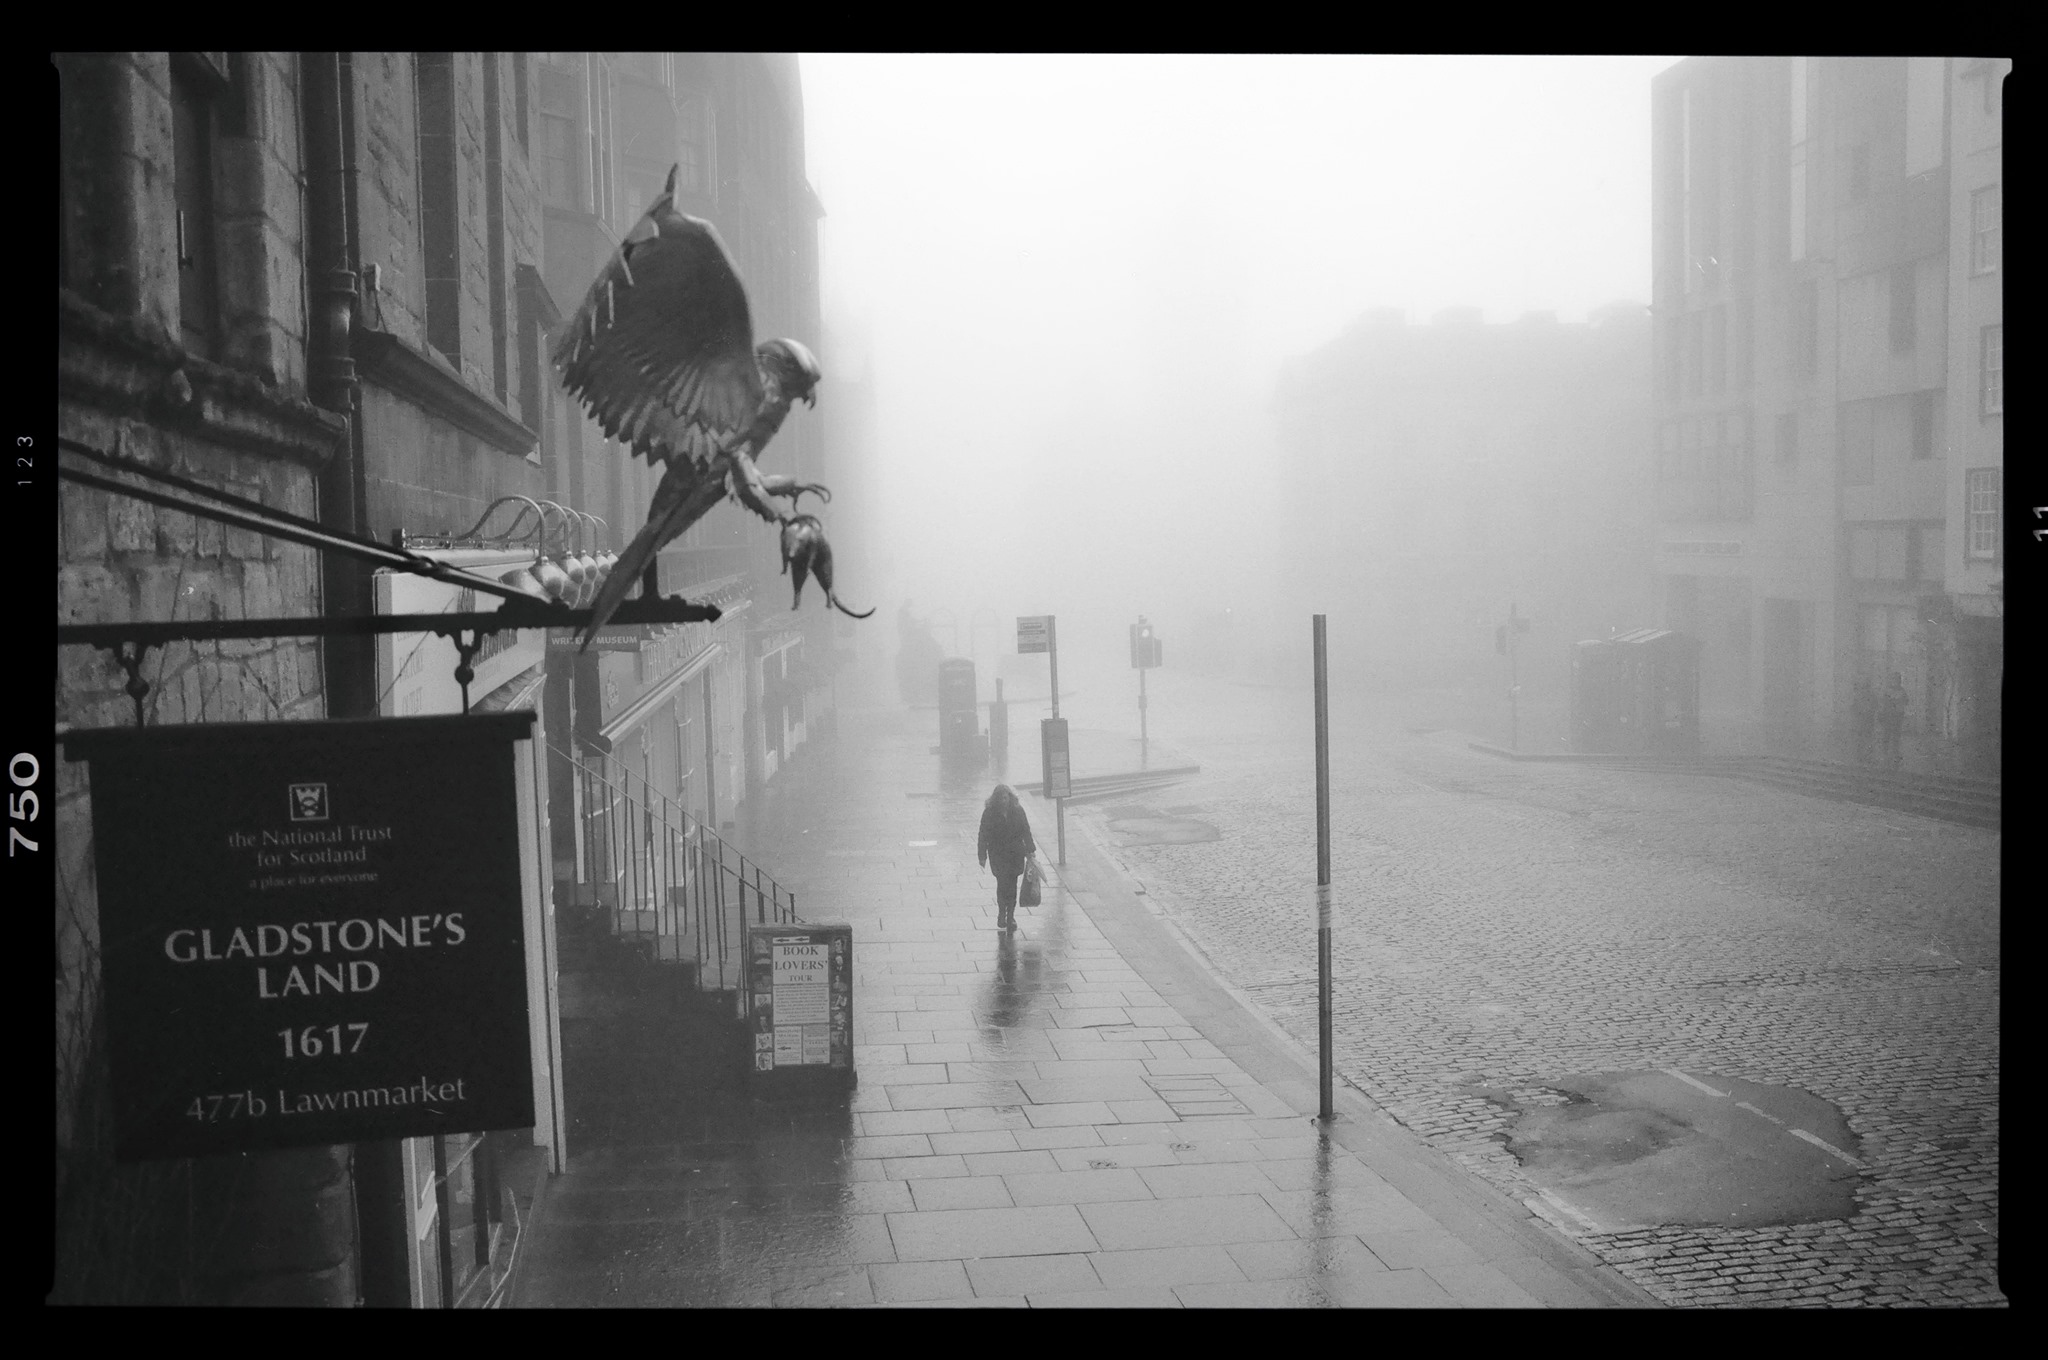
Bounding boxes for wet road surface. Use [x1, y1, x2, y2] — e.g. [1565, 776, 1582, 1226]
[1037, 658, 2001, 1307]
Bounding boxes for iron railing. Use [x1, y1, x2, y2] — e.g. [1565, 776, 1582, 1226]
[551, 741, 798, 993]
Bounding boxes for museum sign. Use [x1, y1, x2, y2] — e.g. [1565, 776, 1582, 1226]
[63, 714, 538, 1160]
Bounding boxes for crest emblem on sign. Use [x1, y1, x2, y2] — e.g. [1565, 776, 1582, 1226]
[288, 782, 330, 822]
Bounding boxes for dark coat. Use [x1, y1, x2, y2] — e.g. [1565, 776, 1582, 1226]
[978, 800, 1036, 877]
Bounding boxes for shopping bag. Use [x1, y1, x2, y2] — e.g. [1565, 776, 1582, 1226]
[1019, 858, 1043, 907]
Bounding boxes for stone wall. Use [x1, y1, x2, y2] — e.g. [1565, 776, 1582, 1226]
[55, 49, 354, 1306]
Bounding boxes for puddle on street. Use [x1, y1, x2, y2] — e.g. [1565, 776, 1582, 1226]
[1485, 1069, 1864, 1230]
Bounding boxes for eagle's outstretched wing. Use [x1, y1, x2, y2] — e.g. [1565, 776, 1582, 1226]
[552, 171, 763, 467]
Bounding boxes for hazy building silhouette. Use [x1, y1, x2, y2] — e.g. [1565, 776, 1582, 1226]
[1272, 303, 1656, 710]
[1649, 56, 2004, 773]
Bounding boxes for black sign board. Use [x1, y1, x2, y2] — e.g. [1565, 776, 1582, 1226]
[63, 714, 538, 1161]
[744, 922, 854, 1089]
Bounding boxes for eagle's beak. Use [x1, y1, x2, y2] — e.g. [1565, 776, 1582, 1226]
[804, 391, 817, 408]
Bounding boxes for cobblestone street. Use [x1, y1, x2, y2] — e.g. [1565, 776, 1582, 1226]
[1024, 656, 2001, 1307]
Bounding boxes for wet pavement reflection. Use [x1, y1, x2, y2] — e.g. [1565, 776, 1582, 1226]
[511, 705, 1607, 1308]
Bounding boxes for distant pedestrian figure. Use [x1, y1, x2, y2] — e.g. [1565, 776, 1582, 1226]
[1878, 672, 1909, 770]
[1850, 678, 1877, 764]
[977, 784, 1037, 931]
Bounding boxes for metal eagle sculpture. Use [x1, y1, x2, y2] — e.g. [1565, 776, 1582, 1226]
[553, 163, 872, 648]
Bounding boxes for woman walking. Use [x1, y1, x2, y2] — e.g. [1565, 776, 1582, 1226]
[977, 784, 1037, 931]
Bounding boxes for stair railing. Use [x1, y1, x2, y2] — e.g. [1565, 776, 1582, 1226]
[549, 741, 799, 993]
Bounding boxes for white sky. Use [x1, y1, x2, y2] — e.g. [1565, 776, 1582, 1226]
[797, 54, 1680, 664]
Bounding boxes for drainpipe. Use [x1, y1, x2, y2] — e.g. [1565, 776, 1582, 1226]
[302, 52, 375, 720]
[303, 51, 413, 1311]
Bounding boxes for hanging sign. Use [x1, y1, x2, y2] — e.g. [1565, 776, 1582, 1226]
[744, 922, 853, 1087]
[62, 714, 538, 1161]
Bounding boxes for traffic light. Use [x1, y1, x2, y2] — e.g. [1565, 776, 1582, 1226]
[1130, 619, 1161, 669]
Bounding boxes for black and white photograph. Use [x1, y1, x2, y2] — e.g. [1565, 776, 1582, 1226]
[46, 52, 2006, 1309]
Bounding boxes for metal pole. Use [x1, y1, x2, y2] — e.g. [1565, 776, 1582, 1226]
[1314, 614, 1334, 1122]
[1139, 664, 1149, 770]
[1508, 604, 1520, 752]
[1049, 614, 1067, 866]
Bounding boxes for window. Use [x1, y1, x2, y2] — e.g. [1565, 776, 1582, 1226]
[1911, 524, 1943, 581]
[1911, 392, 1939, 460]
[1905, 57, 1946, 176]
[1707, 306, 1727, 394]
[415, 54, 462, 367]
[1971, 186, 2000, 274]
[1847, 144, 1870, 202]
[1788, 59, 1811, 263]
[1981, 325, 2003, 415]
[1684, 311, 1704, 398]
[1889, 263, 1916, 354]
[1794, 280, 1819, 379]
[1775, 412, 1798, 464]
[170, 62, 221, 358]
[676, 91, 712, 197]
[621, 155, 669, 221]
[513, 53, 530, 154]
[1839, 400, 1874, 485]
[1965, 469, 2000, 559]
[539, 113, 579, 209]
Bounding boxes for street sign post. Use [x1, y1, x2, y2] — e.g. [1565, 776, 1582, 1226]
[1313, 615, 1334, 1122]
[1020, 614, 1065, 863]
[1130, 617, 1161, 767]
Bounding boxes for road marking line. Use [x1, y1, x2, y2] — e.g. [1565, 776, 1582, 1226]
[1663, 1068, 1729, 1098]
[1735, 1100, 1785, 1125]
[1532, 1188, 1604, 1235]
[1789, 1128, 1866, 1168]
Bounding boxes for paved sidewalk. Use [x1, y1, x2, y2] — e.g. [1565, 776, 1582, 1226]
[511, 702, 1657, 1308]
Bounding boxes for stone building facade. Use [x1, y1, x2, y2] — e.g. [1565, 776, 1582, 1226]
[1647, 56, 2005, 773]
[54, 51, 839, 1306]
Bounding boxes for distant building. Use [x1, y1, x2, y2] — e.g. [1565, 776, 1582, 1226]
[1648, 56, 2004, 772]
[1272, 304, 1656, 707]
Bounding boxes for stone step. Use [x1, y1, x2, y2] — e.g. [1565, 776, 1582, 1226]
[1727, 763, 1999, 830]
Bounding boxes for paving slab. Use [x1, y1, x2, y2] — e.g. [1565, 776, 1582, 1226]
[510, 703, 1660, 1310]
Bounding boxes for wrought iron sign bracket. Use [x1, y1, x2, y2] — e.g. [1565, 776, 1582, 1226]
[59, 596, 723, 727]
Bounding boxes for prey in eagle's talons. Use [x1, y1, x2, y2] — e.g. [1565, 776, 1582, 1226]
[780, 515, 874, 619]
